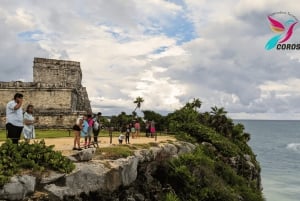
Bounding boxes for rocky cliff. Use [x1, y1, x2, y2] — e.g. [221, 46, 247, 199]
[0, 142, 196, 201]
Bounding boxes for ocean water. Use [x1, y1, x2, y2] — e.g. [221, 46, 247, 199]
[235, 120, 300, 201]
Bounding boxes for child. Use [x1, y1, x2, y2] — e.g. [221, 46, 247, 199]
[118, 133, 124, 144]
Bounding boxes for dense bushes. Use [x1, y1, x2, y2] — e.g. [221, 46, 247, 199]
[0, 139, 75, 186]
[161, 100, 264, 201]
[165, 145, 263, 201]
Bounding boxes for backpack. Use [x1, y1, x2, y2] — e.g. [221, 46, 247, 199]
[93, 121, 99, 130]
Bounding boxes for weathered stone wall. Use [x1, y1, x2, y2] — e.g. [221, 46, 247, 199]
[0, 88, 73, 112]
[33, 58, 82, 87]
[0, 57, 91, 129]
[34, 112, 84, 129]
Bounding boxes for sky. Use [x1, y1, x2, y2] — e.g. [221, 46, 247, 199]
[1, 0, 300, 119]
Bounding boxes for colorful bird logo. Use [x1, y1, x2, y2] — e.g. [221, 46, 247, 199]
[265, 15, 298, 50]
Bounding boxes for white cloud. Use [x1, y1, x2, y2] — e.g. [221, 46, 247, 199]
[1, 0, 300, 119]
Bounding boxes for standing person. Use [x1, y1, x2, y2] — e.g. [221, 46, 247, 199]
[6, 93, 24, 144]
[150, 120, 156, 138]
[81, 115, 89, 148]
[130, 123, 135, 139]
[23, 104, 36, 143]
[92, 112, 101, 147]
[145, 121, 150, 137]
[134, 120, 140, 138]
[86, 114, 94, 148]
[125, 124, 130, 144]
[72, 116, 83, 150]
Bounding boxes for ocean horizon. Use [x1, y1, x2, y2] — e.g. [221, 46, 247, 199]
[234, 120, 300, 201]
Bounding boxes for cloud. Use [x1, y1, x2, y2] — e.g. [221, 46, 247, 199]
[1, 0, 300, 119]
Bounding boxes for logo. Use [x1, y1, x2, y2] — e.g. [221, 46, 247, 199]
[265, 12, 299, 50]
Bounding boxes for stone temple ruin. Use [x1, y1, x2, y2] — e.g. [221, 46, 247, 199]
[0, 57, 91, 128]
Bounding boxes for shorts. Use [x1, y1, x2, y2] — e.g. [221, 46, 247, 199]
[73, 124, 81, 131]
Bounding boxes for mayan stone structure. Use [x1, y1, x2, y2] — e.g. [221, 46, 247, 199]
[0, 57, 91, 128]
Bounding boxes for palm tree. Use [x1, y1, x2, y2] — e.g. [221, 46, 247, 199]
[191, 98, 202, 111]
[209, 106, 232, 137]
[133, 96, 144, 115]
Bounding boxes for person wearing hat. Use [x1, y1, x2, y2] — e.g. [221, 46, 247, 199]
[6, 93, 24, 144]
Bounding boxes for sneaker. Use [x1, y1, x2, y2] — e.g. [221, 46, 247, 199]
[72, 147, 77, 150]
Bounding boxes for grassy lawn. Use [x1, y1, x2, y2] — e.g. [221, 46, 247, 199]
[0, 129, 169, 141]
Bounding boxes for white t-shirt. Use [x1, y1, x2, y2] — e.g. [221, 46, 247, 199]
[6, 100, 23, 127]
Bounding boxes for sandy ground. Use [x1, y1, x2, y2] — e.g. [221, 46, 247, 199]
[40, 135, 176, 155]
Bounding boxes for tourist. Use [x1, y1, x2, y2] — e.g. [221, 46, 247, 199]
[72, 116, 83, 150]
[134, 120, 140, 138]
[23, 104, 36, 143]
[145, 121, 150, 137]
[85, 114, 94, 148]
[6, 93, 24, 144]
[92, 112, 101, 147]
[125, 124, 130, 144]
[130, 123, 135, 138]
[118, 133, 124, 144]
[150, 120, 156, 138]
[81, 115, 89, 148]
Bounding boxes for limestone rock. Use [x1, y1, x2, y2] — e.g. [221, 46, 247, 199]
[44, 184, 73, 200]
[40, 171, 65, 184]
[16, 141, 197, 200]
[71, 147, 96, 161]
[0, 175, 36, 201]
[112, 156, 139, 186]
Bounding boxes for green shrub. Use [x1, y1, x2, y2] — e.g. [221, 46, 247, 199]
[0, 139, 75, 187]
[164, 191, 181, 201]
[164, 145, 264, 201]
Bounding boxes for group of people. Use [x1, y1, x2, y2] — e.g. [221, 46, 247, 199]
[118, 121, 139, 144]
[118, 120, 156, 144]
[72, 112, 101, 150]
[6, 93, 36, 144]
[5, 92, 157, 148]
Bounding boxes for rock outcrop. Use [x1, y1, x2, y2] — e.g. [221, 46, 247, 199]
[0, 175, 36, 201]
[0, 141, 196, 201]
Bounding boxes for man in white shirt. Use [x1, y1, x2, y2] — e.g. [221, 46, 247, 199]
[6, 93, 24, 144]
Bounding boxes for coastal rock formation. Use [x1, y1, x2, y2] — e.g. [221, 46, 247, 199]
[0, 175, 36, 201]
[0, 141, 196, 201]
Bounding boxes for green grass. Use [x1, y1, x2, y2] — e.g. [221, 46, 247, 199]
[95, 145, 134, 160]
[0, 129, 171, 141]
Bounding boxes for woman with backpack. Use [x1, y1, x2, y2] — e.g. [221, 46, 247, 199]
[92, 112, 101, 147]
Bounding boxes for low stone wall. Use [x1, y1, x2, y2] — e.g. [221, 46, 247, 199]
[0, 112, 86, 129]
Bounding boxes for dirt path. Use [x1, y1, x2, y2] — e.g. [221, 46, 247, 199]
[41, 135, 176, 155]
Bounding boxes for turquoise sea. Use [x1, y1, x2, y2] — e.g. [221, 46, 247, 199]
[235, 120, 300, 201]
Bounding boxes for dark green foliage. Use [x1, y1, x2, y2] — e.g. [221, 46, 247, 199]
[162, 99, 264, 201]
[143, 110, 165, 131]
[164, 191, 181, 201]
[165, 145, 263, 201]
[0, 139, 75, 187]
